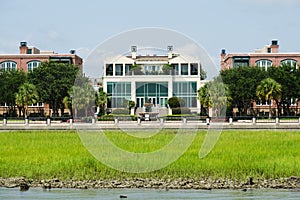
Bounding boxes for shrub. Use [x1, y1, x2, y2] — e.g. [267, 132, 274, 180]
[172, 107, 191, 115]
[168, 97, 186, 108]
[112, 108, 129, 115]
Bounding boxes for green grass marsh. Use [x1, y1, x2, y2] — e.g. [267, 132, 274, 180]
[0, 130, 299, 181]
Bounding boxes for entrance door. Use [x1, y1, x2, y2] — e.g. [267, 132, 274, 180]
[136, 97, 145, 108]
[160, 97, 168, 107]
[148, 97, 156, 106]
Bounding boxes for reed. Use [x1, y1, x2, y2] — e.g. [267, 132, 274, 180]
[0, 130, 299, 181]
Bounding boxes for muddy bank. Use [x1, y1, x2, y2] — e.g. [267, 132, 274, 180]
[1, 177, 300, 190]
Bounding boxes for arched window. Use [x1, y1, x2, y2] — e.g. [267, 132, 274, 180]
[27, 60, 41, 72]
[255, 60, 272, 71]
[1, 61, 17, 71]
[280, 59, 297, 67]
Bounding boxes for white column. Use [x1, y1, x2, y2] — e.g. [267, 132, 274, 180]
[168, 79, 173, 99]
[113, 64, 115, 76]
[123, 64, 125, 76]
[131, 81, 136, 105]
[188, 63, 191, 75]
[102, 81, 107, 93]
[179, 63, 182, 75]
[103, 63, 106, 76]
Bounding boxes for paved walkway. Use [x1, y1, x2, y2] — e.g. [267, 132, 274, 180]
[1, 121, 300, 130]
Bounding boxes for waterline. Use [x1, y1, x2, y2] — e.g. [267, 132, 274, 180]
[1, 188, 300, 200]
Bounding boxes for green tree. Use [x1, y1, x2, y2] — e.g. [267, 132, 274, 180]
[221, 66, 267, 116]
[268, 64, 298, 116]
[256, 78, 282, 118]
[95, 89, 109, 116]
[198, 83, 212, 116]
[199, 77, 231, 117]
[0, 70, 27, 116]
[28, 61, 79, 116]
[63, 93, 73, 118]
[200, 67, 207, 80]
[130, 64, 144, 75]
[72, 76, 95, 118]
[15, 83, 39, 118]
[162, 64, 172, 75]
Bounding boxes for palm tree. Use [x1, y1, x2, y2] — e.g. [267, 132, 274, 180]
[71, 75, 96, 118]
[198, 77, 230, 117]
[256, 78, 282, 118]
[198, 84, 212, 116]
[15, 83, 39, 118]
[95, 89, 109, 116]
[63, 94, 73, 118]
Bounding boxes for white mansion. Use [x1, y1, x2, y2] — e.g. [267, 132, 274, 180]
[102, 46, 205, 115]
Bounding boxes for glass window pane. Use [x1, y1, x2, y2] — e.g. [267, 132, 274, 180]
[181, 64, 188, 75]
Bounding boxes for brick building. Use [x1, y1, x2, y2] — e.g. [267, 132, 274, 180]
[220, 40, 300, 116]
[221, 40, 300, 70]
[0, 42, 83, 116]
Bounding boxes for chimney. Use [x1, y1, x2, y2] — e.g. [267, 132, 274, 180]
[270, 40, 279, 53]
[220, 49, 226, 70]
[167, 46, 173, 59]
[70, 49, 76, 54]
[19, 41, 28, 54]
[131, 46, 137, 59]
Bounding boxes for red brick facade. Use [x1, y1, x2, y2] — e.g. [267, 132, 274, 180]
[0, 42, 83, 117]
[0, 42, 82, 72]
[221, 40, 300, 70]
[220, 40, 300, 116]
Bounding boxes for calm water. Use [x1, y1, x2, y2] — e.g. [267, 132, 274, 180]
[1, 188, 300, 200]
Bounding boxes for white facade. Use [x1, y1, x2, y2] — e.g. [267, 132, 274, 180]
[102, 46, 205, 114]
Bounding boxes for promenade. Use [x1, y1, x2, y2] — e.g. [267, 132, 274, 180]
[1, 118, 300, 130]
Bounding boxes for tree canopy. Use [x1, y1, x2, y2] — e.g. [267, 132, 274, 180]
[256, 77, 281, 117]
[220, 66, 267, 115]
[198, 77, 230, 117]
[28, 61, 79, 116]
[0, 70, 27, 116]
[220, 64, 300, 116]
[15, 82, 39, 118]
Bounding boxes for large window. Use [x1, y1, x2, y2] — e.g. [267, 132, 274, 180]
[135, 82, 168, 107]
[28, 102, 43, 107]
[256, 60, 272, 71]
[106, 64, 113, 76]
[107, 82, 131, 108]
[171, 64, 179, 75]
[1, 61, 17, 71]
[181, 64, 188, 75]
[173, 82, 197, 107]
[190, 63, 198, 75]
[281, 59, 297, 67]
[125, 64, 132, 75]
[233, 57, 250, 68]
[115, 64, 123, 76]
[27, 60, 41, 72]
[256, 99, 272, 106]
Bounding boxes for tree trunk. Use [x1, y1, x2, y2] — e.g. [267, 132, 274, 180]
[269, 100, 271, 119]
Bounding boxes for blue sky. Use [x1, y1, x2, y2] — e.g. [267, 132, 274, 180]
[1, 0, 300, 78]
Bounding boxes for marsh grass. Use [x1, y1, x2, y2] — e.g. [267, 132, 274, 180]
[0, 130, 299, 181]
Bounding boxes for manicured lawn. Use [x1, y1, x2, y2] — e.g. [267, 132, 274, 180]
[0, 130, 299, 180]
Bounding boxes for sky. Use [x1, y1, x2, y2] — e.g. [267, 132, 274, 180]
[1, 0, 300, 78]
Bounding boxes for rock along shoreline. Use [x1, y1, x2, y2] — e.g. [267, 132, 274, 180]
[1, 177, 300, 190]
